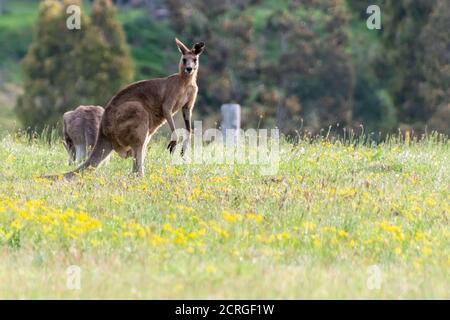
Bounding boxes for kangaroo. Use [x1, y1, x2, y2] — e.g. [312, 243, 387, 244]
[63, 105, 104, 164]
[45, 38, 204, 180]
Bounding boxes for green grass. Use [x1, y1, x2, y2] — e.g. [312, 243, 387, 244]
[0, 132, 448, 299]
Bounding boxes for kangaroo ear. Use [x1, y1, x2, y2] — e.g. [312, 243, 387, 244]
[175, 38, 189, 55]
[193, 42, 205, 55]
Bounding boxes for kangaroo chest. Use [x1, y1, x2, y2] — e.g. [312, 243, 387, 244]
[172, 86, 196, 112]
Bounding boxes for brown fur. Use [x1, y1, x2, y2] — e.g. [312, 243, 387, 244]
[44, 38, 205, 180]
[63, 105, 104, 164]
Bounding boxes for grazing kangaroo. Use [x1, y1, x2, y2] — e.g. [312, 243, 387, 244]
[63, 105, 104, 164]
[45, 38, 204, 180]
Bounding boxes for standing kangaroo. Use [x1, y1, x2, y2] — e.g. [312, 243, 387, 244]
[63, 105, 104, 164]
[45, 38, 204, 179]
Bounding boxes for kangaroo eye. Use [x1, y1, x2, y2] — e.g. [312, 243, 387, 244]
[183, 58, 186, 64]
[193, 58, 197, 63]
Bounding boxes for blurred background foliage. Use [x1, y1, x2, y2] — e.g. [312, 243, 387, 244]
[0, 0, 448, 135]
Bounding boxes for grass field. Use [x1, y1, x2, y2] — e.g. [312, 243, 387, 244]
[0, 131, 448, 299]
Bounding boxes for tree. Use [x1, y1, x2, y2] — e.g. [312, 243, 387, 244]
[17, 0, 91, 132]
[16, 0, 133, 133]
[91, 0, 133, 104]
[347, 0, 397, 134]
[166, 0, 354, 134]
[258, 0, 354, 133]
[418, 0, 450, 134]
[371, 0, 450, 134]
[377, 0, 436, 126]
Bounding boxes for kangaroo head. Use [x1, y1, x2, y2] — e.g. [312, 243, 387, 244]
[175, 38, 205, 75]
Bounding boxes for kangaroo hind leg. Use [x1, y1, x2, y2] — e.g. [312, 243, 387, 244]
[132, 133, 151, 177]
[113, 101, 149, 176]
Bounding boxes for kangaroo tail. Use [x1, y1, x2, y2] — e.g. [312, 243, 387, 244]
[43, 130, 113, 180]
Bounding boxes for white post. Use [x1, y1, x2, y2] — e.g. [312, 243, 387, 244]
[221, 103, 241, 145]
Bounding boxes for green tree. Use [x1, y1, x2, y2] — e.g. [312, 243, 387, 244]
[16, 0, 91, 132]
[257, 0, 354, 133]
[377, 0, 436, 126]
[418, 0, 450, 134]
[91, 0, 133, 104]
[16, 0, 133, 133]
